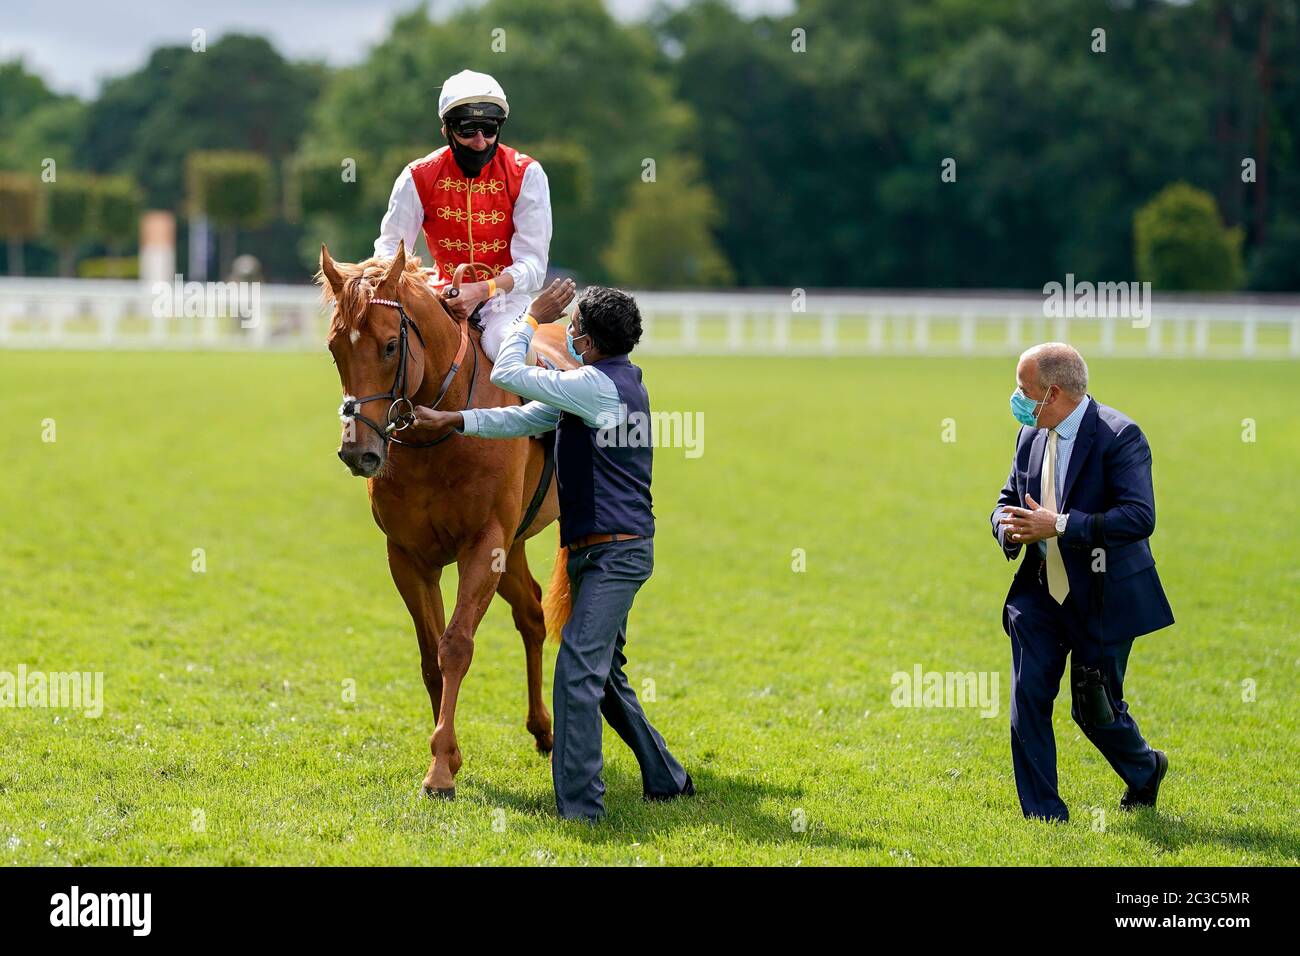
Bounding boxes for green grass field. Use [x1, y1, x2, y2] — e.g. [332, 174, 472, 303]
[1, 349, 1296, 866]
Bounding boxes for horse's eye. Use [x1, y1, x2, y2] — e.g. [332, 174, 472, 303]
[385, 339, 398, 357]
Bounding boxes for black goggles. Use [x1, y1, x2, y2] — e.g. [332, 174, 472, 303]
[450, 118, 500, 138]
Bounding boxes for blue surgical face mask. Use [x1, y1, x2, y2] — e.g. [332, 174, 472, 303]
[1010, 386, 1050, 427]
[566, 328, 589, 365]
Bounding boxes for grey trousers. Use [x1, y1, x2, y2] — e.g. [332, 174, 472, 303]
[552, 537, 689, 820]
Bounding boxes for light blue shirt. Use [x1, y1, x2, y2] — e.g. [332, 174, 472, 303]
[996, 395, 1090, 554]
[1034, 395, 1089, 556]
[1049, 394, 1090, 504]
[458, 318, 625, 439]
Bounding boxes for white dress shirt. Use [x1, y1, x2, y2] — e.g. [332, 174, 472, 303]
[996, 395, 1092, 555]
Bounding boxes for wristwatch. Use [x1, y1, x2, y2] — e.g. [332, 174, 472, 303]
[1054, 513, 1069, 536]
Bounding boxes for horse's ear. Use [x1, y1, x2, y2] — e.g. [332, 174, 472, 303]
[378, 239, 407, 297]
[319, 244, 343, 297]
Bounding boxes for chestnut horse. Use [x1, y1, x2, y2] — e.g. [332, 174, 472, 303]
[318, 240, 571, 798]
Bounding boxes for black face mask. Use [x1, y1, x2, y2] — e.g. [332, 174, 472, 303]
[447, 134, 498, 178]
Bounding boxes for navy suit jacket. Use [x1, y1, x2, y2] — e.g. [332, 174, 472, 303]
[991, 397, 1175, 644]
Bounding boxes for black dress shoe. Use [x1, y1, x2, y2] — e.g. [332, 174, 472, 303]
[645, 773, 695, 802]
[1121, 750, 1168, 811]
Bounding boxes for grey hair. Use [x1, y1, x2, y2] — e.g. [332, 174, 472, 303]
[1022, 342, 1088, 396]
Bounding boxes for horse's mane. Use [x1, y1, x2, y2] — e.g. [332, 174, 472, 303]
[316, 253, 432, 334]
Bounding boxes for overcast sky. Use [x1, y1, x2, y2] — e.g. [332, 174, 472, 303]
[2, 0, 794, 97]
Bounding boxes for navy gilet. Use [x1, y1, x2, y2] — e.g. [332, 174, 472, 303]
[555, 354, 655, 546]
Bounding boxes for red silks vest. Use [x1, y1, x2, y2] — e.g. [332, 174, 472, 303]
[409, 143, 534, 283]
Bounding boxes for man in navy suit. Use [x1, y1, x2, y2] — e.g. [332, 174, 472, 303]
[992, 343, 1174, 822]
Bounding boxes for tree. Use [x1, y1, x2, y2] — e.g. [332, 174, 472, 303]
[80, 36, 322, 209]
[0, 98, 85, 175]
[603, 157, 733, 288]
[187, 151, 273, 278]
[513, 139, 593, 272]
[654, 0, 1238, 289]
[77, 35, 322, 280]
[290, 152, 366, 220]
[0, 59, 61, 142]
[1134, 182, 1244, 291]
[652, 0, 821, 286]
[95, 175, 144, 256]
[4, 1, 1299, 290]
[287, 149, 374, 268]
[0, 173, 41, 276]
[45, 173, 97, 276]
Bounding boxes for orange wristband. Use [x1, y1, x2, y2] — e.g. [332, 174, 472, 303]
[486, 278, 497, 298]
[524, 314, 539, 329]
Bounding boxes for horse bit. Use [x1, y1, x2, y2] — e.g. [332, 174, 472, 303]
[337, 286, 478, 449]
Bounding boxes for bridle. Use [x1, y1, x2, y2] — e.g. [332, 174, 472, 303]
[337, 289, 477, 449]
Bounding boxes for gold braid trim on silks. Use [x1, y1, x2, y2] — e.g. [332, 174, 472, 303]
[435, 177, 506, 194]
[437, 261, 504, 281]
[441, 238, 508, 255]
[435, 206, 505, 225]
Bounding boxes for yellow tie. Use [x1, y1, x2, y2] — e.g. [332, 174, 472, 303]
[1041, 429, 1069, 604]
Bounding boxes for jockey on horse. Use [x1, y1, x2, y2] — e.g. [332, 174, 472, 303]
[324, 72, 690, 813]
[373, 69, 552, 362]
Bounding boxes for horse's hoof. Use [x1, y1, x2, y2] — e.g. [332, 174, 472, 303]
[421, 785, 456, 801]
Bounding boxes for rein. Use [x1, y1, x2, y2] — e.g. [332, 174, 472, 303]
[338, 293, 477, 449]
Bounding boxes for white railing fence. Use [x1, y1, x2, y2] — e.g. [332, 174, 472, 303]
[1, 279, 1297, 359]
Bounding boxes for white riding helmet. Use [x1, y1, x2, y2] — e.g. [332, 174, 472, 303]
[438, 70, 509, 119]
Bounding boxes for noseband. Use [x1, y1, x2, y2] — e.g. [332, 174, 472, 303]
[337, 295, 477, 448]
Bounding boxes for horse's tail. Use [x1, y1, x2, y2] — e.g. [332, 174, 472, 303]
[541, 536, 571, 644]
